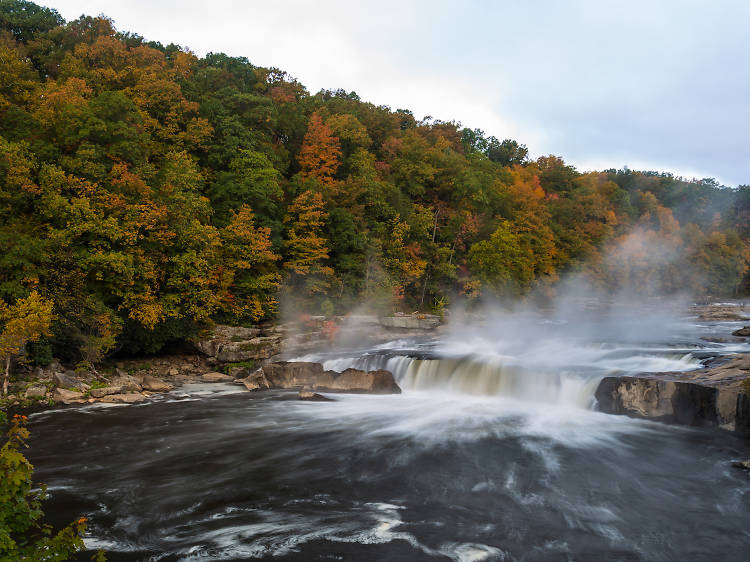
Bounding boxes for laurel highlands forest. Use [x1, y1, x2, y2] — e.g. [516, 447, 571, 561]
[0, 0, 749, 365]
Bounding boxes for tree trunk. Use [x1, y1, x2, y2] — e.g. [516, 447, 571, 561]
[2, 356, 10, 396]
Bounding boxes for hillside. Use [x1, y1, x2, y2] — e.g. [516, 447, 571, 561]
[0, 0, 748, 361]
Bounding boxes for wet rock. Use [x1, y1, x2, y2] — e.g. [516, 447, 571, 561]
[99, 393, 146, 404]
[596, 354, 750, 436]
[201, 372, 233, 382]
[90, 386, 122, 398]
[52, 388, 86, 404]
[299, 391, 334, 401]
[731, 460, 750, 470]
[595, 376, 718, 425]
[141, 375, 173, 392]
[24, 385, 48, 399]
[732, 326, 750, 337]
[239, 370, 270, 391]
[701, 336, 746, 343]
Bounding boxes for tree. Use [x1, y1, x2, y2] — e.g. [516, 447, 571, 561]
[485, 138, 528, 167]
[0, 291, 53, 395]
[283, 190, 333, 297]
[297, 111, 341, 188]
[220, 205, 280, 322]
[0, 0, 64, 43]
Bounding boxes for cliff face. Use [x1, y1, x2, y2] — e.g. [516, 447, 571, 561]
[595, 355, 750, 437]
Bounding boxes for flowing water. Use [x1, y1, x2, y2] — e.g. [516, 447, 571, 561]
[25, 306, 750, 561]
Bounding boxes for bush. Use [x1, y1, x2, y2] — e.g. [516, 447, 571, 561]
[0, 411, 103, 560]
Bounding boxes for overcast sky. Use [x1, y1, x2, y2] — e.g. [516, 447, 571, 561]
[45, 0, 749, 186]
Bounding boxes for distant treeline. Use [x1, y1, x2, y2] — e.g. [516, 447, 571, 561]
[0, 0, 748, 360]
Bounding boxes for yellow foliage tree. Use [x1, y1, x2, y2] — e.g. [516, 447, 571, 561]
[0, 291, 54, 395]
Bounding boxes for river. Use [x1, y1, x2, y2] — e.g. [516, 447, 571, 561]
[26, 304, 750, 561]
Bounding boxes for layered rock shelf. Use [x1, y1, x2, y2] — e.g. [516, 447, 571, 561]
[238, 361, 401, 394]
[595, 354, 750, 437]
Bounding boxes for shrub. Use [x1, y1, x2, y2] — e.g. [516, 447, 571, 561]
[0, 411, 103, 560]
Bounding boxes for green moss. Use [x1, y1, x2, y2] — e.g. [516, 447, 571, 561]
[222, 361, 257, 374]
[88, 380, 109, 390]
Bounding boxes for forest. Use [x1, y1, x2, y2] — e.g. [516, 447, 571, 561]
[1, 0, 749, 363]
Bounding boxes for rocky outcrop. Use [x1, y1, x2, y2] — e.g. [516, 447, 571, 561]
[195, 325, 282, 362]
[595, 354, 750, 436]
[379, 314, 441, 330]
[732, 326, 750, 337]
[693, 304, 748, 322]
[240, 361, 401, 394]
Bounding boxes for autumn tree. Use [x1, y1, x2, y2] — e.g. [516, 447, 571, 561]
[297, 111, 341, 188]
[283, 190, 334, 299]
[0, 291, 53, 395]
[220, 205, 280, 322]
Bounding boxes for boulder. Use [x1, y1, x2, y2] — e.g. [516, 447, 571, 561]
[239, 370, 271, 391]
[299, 391, 334, 402]
[24, 385, 48, 399]
[99, 393, 146, 404]
[141, 375, 173, 392]
[732, 460, 750, 470]
[53, 372, 89, 392]
[732, 326, 750, 337]
[262, 362, 325, 388]
[201, 372, 233, 382]
[259, 362, 401, 394]
[52, 388, 86, 404]
[90, 386, 122, 398]
[319, 368, 401, 394]
[109, 373, 142, 392]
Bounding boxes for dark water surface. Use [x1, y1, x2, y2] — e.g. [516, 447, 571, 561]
[27, 384, 750, 561]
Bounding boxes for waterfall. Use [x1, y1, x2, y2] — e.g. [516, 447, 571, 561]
[321, 354, 602, 408]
